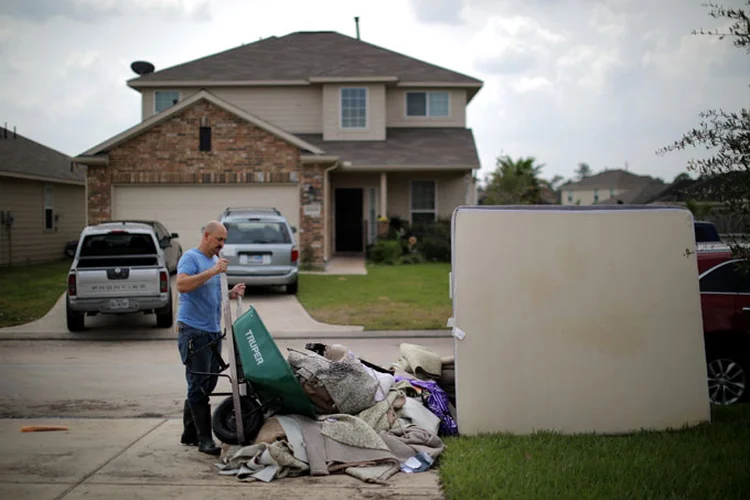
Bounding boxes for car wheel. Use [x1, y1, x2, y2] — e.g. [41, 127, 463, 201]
[212, 395, 264, 445]
[706, 352, 748, 405]
[156, 292, 173, 328]
[66, 296, 85, 332]
[286, 280, 298, 295]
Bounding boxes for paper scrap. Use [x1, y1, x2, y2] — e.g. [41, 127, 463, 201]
[452, 327, 466, 340]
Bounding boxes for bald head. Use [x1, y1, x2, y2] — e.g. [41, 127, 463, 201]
[199, 220, 227, 257]
[203, 220, 224, 235]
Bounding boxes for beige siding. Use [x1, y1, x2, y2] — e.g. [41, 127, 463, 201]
[562, 188, 624, 205]
[384, 171, 470, 223]
[322, 84, 386, 141]
[386, 88, 466, 128]
[141, 87, 323, 132]
[0, 177, 85, 265]
[141, 90, 154, 121]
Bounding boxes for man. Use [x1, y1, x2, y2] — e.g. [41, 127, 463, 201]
[176, 220, 245, 456]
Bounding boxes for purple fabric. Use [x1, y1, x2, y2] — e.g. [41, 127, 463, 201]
[395, 376, 458, 436]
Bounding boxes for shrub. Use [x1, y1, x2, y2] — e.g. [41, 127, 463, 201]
[411, 219, 451, 262]
[368, 240, 403, 265]
[400, 252, 425, 265]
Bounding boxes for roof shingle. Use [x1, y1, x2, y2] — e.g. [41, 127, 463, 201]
[560, 169, 660, 191]
[0, 131, 83, 184]
[298, 128, 480, 167]
[128, 31, 482, 88]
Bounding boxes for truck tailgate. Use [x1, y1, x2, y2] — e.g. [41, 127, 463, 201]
[75, 267, 162, 298]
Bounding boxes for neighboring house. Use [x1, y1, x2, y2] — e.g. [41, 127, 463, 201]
[0, 129, 86, 266]
[73, 31, 483, 266]
[559, 169, 664, 206]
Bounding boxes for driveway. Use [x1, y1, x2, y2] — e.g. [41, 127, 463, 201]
[0, 287, 363, 338]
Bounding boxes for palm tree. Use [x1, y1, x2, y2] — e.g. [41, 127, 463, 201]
[484, 155, 545, 205]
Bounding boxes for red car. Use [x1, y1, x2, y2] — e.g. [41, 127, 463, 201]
[697, 251, 750, 405]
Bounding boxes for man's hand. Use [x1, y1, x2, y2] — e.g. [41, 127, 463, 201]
[229, 283, 246, 300]
[213, 258, 229, 276]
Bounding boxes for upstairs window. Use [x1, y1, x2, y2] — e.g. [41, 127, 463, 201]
[341, 87, 367, 128]
[155, 91, 180, 113]
[406, 91, 450, 117]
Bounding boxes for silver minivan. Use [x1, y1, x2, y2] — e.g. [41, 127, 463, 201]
[219, 207, 299, 294]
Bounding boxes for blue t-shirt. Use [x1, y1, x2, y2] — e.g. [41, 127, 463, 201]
[177, 248, 222, 332]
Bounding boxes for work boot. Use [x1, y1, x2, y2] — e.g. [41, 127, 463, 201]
[180, 400, 198, 446]
[190, 402, 221, 456]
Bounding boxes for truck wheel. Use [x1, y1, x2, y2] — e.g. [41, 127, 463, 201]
[286, 279, 298, 295]
[212, 395, 264, 445]
[66, 295, 85, 332]
[156, 292, 173, 328]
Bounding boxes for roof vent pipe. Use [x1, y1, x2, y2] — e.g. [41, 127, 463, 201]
[355, 16, 360, 40]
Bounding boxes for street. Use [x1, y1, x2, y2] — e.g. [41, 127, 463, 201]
[0, 336, 453, 419]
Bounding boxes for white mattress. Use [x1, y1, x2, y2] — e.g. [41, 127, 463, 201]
[450, 206, 710, 435]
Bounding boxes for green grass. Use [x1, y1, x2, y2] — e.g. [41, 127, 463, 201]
[439, 405, 750, 500]
[0, 260, 70, 327]
[297, 263, 451, 330]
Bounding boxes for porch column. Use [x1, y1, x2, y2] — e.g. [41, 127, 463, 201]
[379, 172, 388, 237]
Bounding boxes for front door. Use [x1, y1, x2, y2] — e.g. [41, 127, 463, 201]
[335, 188, 363, 253]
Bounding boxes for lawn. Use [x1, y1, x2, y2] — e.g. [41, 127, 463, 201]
[439, 404, 750, 499]
[297, 263, 452, 330]
[0, 260, 70, 327]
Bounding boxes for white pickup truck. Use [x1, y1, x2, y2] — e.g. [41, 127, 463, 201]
[66, 222, 173, 331]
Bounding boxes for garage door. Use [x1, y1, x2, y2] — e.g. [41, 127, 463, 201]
[113, 184, 300, 250]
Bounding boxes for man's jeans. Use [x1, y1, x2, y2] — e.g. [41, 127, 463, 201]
[178, 323, 222, 407]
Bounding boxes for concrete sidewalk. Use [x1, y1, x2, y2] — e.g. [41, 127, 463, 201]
[0, 418, 443, 499]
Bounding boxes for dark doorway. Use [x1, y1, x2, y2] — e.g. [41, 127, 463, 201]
[335, 188, 363, 252]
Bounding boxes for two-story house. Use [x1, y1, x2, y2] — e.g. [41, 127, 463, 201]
[559, 169, 664, 206]
[73, 31, 483, 266]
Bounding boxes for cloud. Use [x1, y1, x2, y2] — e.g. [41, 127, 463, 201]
[474, 46, 537, 75]
[511, 76, 555, 94]
[409, 0, 465, 25]
[0, 0, 212, 23]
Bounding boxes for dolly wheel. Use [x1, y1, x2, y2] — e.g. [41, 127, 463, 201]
[212, 395, 264, 445]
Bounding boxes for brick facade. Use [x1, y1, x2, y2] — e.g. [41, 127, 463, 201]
[299, 163, 326, 266]
[85, 99, 327, 265]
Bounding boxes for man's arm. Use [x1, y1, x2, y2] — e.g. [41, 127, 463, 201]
[176, 258, 227, 293]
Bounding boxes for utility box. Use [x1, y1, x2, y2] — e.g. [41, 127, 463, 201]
[450, 206, 710, 435]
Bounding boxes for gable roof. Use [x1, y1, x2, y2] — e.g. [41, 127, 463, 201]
[0, 130, 83, 184]
[77, 90, 324, 158]
[127, 31, 482, 98]
[597, 182, 669, 205]
[298, 128, 480, 168]
[560, 169, 660, 191]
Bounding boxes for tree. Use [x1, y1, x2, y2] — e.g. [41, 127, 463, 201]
[483, 155, 545, 205]
[549, 175, 565, 191]
[673, 172, 693, 183]
[575, 162, 592, 181]
[658, 1, 750, 250]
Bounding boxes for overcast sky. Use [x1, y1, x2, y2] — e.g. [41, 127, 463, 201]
[0, 0, 747, 184]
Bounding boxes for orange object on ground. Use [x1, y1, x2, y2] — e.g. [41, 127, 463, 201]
[20, 425, 69, 432]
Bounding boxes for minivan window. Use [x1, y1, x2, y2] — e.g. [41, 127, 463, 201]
[80, 233, 157, 256]
[224, 222, 291, 244]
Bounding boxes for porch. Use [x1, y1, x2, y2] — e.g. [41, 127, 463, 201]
[324, 170, 476, 259]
